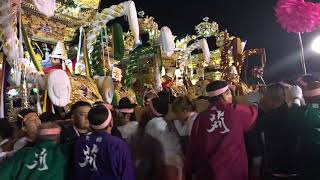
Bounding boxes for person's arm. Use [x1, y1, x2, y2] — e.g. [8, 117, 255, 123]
[235, 104, 258, 132]
[246, 91, 261, 106]
[13, 137, 28, 151]
[290, 85, 303, 106]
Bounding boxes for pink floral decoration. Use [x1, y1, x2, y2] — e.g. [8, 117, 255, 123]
[275, 0, 320, 33]
[251, 66, 264, 78]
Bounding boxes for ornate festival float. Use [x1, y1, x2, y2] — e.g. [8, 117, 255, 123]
[0, 0, 266, 121]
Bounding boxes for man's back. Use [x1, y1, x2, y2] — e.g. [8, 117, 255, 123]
[185, 101, 257, 180]
[74, 130, 134, 180]
[290, 101, 320, 170]
[0, 140, 70, 180]
[258, 104, 299, 174]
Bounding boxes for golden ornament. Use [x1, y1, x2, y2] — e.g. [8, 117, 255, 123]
[68, 75, 103, 108]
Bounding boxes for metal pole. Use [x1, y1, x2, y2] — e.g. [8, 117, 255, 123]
[298, 32, 307, 75]
[260, 77, 266, 86]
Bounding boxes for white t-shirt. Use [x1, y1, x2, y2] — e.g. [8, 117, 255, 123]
[145, 117, 183, 165]
[117, 121, 139, 143]
[173, 112, 198, 136]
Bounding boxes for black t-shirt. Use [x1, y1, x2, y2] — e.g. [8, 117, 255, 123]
[60, 125, 82, 143]
[245, 129, 263, 167]
[257, 104, 299, 174]
[111, 127, 123, 139]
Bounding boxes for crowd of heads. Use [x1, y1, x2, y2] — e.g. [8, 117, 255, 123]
[2, 73, 319, 138]
[1, 75, 318, 145]
[2, 73, 320, 179]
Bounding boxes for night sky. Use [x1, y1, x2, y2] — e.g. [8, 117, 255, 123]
[101, 0, 320, 82]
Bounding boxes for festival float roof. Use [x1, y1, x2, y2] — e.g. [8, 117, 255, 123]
[0, 0, 267, 121]
[21, 0, 101, 42]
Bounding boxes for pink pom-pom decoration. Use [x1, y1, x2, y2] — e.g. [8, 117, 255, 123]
[275, 0, 320, 33]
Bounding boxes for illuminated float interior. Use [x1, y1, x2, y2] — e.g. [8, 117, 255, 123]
[0, 0, 266, 121]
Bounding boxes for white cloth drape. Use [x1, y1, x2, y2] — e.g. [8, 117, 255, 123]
[32, 0, 56, 17]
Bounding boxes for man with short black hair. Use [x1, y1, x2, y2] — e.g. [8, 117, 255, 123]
[74, 105, 135, 180]
[60, 101, 92, 143]
[185, 80, 258, 180]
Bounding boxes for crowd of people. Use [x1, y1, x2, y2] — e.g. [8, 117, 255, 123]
[1, 75, 320, 180]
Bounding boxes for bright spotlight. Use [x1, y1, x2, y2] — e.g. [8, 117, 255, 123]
[312, 36, 320, 54]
